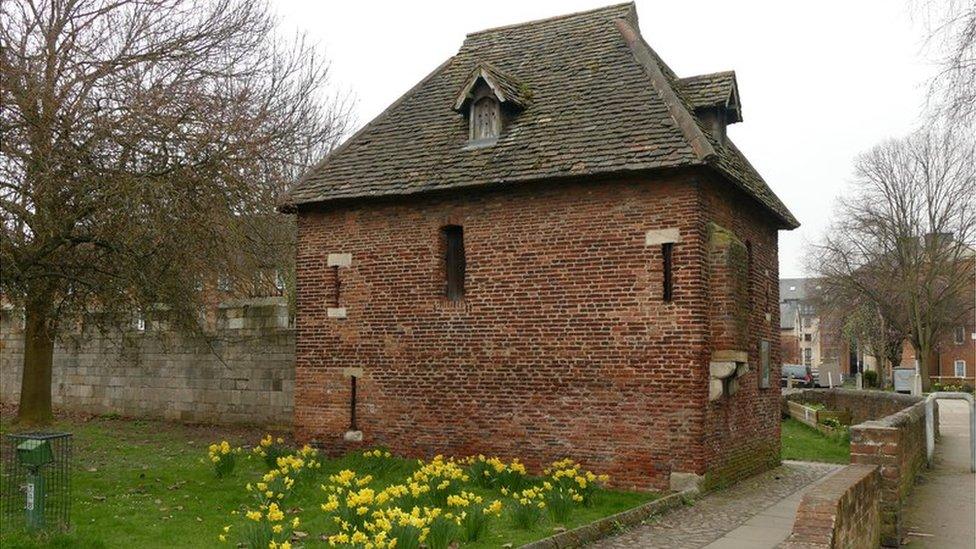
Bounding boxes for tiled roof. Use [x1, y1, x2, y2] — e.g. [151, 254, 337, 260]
[453, 62, 530, 111]
[677, 71, 740, 114]
[282, 2, 798, 229]
[780, 278, 823, 302]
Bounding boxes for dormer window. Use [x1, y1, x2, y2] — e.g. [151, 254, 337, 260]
[453, 61, 529, 146]
[471, 94, 500, 142]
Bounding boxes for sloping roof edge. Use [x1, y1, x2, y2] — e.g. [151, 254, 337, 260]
[613, 19, 716, 163]
[278, 57, 456, 212]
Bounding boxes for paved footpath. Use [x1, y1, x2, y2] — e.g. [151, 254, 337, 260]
[902, 399, 976, 549]
[595, 461, 842, 549]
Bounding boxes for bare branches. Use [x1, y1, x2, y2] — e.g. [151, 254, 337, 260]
[0, 0, 352, 334]
[914, 0, 976, 126]
[810, 126, 975, 389]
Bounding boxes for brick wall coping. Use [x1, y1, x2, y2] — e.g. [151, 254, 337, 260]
[781, 464, 880, 549]
[519, 488, 696, 549]
[784, 388, 925, 425]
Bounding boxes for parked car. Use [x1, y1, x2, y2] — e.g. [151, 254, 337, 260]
[781, 363, 814, 388]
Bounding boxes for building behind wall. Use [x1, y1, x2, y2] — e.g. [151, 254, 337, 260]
[779, 279, 835, 373]
[283, 3, 799, 491]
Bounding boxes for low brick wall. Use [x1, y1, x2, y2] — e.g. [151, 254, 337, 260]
[784, 389, 933, 546]
[781, 464, 880, 549]
[0, 299, 294, 426]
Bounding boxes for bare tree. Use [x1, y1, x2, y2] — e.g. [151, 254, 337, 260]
[0, 0, 352, 424]
[819, 295, 904, 388]
[915, 0, 976, 125]
[811, 126, 975, 391]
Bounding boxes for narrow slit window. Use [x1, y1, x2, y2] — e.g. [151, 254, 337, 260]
[746, 240, 754, 307]
[443, 225, 465, 301]
[662, 242, 674, 302]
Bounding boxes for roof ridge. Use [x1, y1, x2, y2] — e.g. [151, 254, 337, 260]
[613, 18, 716, 163]
[465, 2, 634, 37]
[678, 70, 736, 82]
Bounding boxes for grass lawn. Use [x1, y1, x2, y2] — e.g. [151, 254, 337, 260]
[0, 414, 654, 548]
[780, 418, 851, 464]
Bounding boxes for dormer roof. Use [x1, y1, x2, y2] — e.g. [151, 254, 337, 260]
[677, 71, 742, 123]
[452, 62, 530, 112]
[282, 2, 798, 230]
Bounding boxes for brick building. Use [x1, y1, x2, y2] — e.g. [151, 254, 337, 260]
[281, 3, 798, 490]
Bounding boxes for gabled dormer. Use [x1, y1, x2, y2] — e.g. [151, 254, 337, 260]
[453, 62, 529, 146]
[676, 71, 742, 146]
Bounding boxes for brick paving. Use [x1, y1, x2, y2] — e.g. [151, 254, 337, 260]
[594, 461, 842, 549]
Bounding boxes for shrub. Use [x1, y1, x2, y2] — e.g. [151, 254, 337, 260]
[820, 417, 842, 429]
[863, 370, 878, 388]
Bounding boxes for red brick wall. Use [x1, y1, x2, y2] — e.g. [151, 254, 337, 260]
[781, 332, 800, 364]
[293, 170, 781, 490]
[782, 464, 881, 549]
[699, 177, 783, 487]
[786, 389, 932, 547]
[849, 400, 929, 547]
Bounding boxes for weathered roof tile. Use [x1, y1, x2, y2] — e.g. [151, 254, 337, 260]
[283, 2, 798, 229]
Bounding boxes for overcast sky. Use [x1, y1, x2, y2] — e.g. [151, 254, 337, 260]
[273, 0, 937, 278]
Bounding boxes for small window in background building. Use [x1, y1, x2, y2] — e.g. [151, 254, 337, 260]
[662, 243, 674, 302]
[134, 313, 146, 332]
[804, 333, 812, 342]
[954, 326, 966, 345]
[442, 225, 465, 301]
[803, 347, 812, 366]
[217, 274, 232, 292]
[275, 270, 286, 292]
[955, 360, 967, 378]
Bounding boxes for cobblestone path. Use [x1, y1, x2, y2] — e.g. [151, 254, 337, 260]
[594, 461, 841, 549]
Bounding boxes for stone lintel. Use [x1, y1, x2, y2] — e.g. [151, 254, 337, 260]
[341, 367, 363, 378]
[327, 253, 352, 267]
[343, 430, 363, 442]
[712, 349, 748, 363]
[327, 307, 347, 319]
[645, 228, 683, 246]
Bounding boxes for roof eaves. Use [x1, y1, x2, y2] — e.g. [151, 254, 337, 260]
[613, 18, 717, 163]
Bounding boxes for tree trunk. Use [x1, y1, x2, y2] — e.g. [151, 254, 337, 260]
[917, 342, 933, 393]
[17, 299, 55, 426]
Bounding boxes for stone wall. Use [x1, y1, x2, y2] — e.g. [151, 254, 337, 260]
[784, 389, 932, 546]
[0, 298, 294, 426]
[782, 464, 881, 549]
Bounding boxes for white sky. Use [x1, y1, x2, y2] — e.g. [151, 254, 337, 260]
[273, 0, 936, 278]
